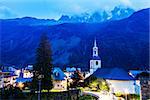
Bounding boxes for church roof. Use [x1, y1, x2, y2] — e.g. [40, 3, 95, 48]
[91, 56, 101, 60]
[92, 67, 135, 80]
[66, 67, 76, 72]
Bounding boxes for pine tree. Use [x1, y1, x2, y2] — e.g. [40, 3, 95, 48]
[31, 34, 53, 91]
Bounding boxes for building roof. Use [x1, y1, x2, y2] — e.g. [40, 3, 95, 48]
[66, 67, 76, 72]
[0, 71, 17, 77]
[16, 78, 32, 83]
[52, 67, 66, 80]
[129, 70, 146, 78]
[66, 67, 81, 72]
[91, 56, 101, 60]
[92, 67, 135, 80]
[25, 65, 33, 70]
[2, 69, 14, 73]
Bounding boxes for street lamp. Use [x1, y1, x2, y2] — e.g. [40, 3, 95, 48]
[125, 89, 129, 100]
[38, 75, 44, 100]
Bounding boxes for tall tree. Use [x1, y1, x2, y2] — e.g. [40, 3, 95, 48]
[32, 34, 53, 91]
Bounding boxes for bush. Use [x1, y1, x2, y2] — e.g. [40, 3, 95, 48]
[88, 79, 109, 92]
[115, 93, 140, 100]
[79, 95, 97, 100]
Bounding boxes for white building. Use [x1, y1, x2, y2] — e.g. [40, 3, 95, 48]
[0, 71, 17, 88]
[22, 69, 33, 78]
[52, 67, 67, 90]
[108, 80, 140, 94]
[90, 67, 140, 94]
[21, 65, 33, 78]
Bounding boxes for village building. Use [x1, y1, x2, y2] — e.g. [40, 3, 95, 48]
[52, 67, 67, 90]
[0, 65, 33, 89]
[91, 67, 140, 94]
[22, 65, 33, 78]
[0, 70, 17, 88]
[65, 67, 81, 78]
[16, 68, 32, 84]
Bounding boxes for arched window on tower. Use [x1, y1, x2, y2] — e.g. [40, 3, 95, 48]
[96, 61, 98, 65]
[94, 51, 96, 55]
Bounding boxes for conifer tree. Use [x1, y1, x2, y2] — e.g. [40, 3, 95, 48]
[32, 34, 53, 91]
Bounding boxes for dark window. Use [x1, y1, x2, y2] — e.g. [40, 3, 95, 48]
[96, 61, 98, 65]
[94, 51, 96, 54]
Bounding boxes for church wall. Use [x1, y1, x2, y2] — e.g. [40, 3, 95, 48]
[90, 60, 101, 73]
[108, 80, 140, 94]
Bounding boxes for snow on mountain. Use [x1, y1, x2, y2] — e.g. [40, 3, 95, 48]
[58, 6, 135, 23]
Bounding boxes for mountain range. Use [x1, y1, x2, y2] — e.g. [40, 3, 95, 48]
[0, 8, 149, 70]
[1, 6, 134, 26]
[58, 6, 134, 23]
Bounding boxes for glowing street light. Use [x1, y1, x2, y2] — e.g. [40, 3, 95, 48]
[18, 82, 24, 89]
[102, 81, 105, 85]
[125, 89, 129, 100]
[38, 75, 44, 100]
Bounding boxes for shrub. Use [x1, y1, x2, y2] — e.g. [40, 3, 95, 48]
[79, 95, 97, 100]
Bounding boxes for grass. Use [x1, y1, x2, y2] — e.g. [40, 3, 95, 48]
[79, 95, 98, 100]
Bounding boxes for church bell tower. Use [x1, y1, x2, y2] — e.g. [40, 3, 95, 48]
[90, 39, 101, 74]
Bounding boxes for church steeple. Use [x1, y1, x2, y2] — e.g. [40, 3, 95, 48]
[94, 39, 97, 47]
[89, 39, 101, 75]
[93, 39, 98, 57]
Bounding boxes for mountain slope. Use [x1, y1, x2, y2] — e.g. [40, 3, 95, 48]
[0, 8, 149, 70]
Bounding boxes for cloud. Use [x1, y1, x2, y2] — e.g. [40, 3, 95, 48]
[0, 0, 149, 19]
[0, 6, 17, 19]
[119, 0, 132, 6]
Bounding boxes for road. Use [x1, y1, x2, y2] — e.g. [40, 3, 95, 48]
[83, 91, 117, 100]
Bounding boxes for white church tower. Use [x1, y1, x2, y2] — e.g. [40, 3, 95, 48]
[90, 39, 101, 74]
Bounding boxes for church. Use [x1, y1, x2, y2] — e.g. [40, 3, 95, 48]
[84, 39, 101, 78]
[86, 39, 140, 95]
[89, 39, 101, 74]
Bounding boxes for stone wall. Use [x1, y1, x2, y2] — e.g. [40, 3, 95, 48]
[0, 89, 81, 100]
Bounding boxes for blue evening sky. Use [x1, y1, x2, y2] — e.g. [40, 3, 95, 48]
[0, 0, 149, 19]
